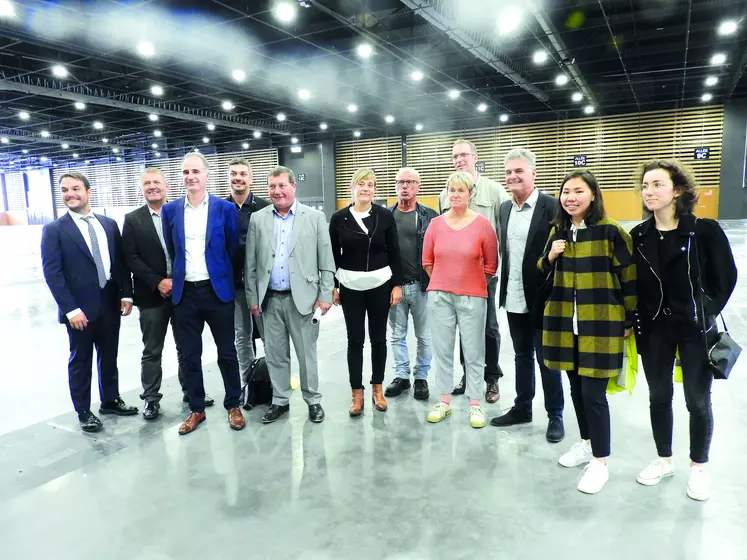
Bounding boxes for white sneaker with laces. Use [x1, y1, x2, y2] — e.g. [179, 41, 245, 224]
[577, 459, 609, 494]
[636, 458, 675, 486]
[427, 402, 451, 423]
[558, 440, 593, 468]
[469, 405, 486, 428]
[686, 466, 710, 501]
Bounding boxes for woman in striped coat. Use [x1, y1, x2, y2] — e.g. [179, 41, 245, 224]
[538, 170, 636, 494]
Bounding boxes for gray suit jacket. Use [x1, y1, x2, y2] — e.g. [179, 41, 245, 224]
[245, 202, 336, 316]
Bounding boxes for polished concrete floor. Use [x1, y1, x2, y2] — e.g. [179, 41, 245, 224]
[1, 223, 746, 560]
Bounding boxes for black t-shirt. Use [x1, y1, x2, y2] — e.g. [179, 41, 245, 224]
[393, 207, 420, 282]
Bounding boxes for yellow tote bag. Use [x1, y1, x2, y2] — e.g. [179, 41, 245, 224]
[608, 337, 639, 395]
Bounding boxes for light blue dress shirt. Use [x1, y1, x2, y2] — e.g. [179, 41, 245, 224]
[269, 201, 297, 290]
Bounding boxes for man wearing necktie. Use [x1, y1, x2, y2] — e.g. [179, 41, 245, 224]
[41, 172, 138, 433]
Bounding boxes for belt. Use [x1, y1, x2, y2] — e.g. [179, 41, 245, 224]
[185, 280, 211, 288]
[268, 289, 292, 295]
[401, 279, 419, 285]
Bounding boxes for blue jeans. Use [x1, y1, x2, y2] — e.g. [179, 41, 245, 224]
[387, 282, 432, 380]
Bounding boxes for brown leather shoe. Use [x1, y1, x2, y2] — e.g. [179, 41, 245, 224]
[485, 382, 500, 404]
[349, 388, 364, 417]
[178, 411, 206, 435]
[227, 407, 245, 430]
[372, 384, 388, 412]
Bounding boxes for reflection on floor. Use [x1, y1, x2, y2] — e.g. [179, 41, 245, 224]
[1, 223, 746, 559]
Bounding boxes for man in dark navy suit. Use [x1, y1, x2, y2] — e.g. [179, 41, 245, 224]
[41, 171, 138, 433]
[161, 151, 245, 435]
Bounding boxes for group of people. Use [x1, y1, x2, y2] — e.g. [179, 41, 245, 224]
[41, 139, 737, 501]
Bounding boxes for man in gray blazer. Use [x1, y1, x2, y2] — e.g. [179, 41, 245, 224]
[245, 165, 335, 424]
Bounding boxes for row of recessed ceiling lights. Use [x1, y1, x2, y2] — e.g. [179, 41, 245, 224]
[700, 20, 739, 103]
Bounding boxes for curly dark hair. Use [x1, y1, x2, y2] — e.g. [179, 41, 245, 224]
[635, 159, 699, 217]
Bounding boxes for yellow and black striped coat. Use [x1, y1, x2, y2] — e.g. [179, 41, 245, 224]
[538, 217, 637, 378]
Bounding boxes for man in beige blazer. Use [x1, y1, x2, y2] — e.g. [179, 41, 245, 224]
[245, 165, 335, 424]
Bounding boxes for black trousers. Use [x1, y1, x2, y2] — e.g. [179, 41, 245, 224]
[172, 282, 241, 413]
[340, 282, 391, 389]
[65, 283, 121, 414]
[459, 276, 502, 382]
[138, 302, 186, 402]
[639, 317, 715, 463]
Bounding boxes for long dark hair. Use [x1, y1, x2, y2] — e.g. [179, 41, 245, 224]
[634, 159, 699, 218]
[551, 170, 606, 235]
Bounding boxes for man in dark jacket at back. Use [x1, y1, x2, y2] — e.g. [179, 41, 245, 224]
[384, 167, 438, 401]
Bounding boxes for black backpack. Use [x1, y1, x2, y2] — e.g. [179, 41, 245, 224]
[240, 357, 273, 410]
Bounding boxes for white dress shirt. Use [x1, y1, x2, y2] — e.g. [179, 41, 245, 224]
[505, 188, 539, 314]
[570, 219, 587, 335]
[66, 209, 131, 320]
[184, 192, 211, 282]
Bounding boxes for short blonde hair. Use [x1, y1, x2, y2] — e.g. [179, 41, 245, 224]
[351, 167, 376, 186]
[452, 138, 477, 155]
[139, 167, 166, 183]
[182, 151, 210, 171]
[446, 171, 475, 193]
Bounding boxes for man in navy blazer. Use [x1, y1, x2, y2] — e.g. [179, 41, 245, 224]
[161, 151, 245, 435]
[41, 171, 138, 433]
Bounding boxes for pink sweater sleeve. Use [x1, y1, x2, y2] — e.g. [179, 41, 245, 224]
[422, 219, 436, 268]
[481, 218, 498, 276]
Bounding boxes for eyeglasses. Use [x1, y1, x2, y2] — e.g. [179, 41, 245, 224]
[395, 180, 420, 187]
[452, 152, 473, 161]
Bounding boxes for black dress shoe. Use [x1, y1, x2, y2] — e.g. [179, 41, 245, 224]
[99, 397, 138, 416]
[261, 404, 290, 424]
[546, 417, 565, 443]
[413, 379, 430, 401]
[385, 378, 411, 397]
[78, 411, 103, 433]
[490, 407, 532, 427]
[485, 382, 500, 403]
[451, 374, 466, 395]
[142, 401, 160, 420]
[308, 404, 325, 423]
[182, 394, 215, 407]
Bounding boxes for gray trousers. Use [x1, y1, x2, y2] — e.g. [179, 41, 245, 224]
[234, 288, 255, 383]
[262, 292, 321, 406]
[428, 290, 487, 402]
[138, 303, 186, 402]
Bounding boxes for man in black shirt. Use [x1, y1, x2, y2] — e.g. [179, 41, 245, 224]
[225, 158, 270, 384]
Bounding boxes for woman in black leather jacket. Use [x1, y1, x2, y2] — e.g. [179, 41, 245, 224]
[631, 159, 736, 502]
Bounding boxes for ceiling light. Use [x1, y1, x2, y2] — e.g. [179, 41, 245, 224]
[290, 146, 302, 153]
[137, 40, 155, 57]
[718, 20, 738, 36]
[52, 65, 68, 78]
[0, 0, 15, 17]
[102, 138, 109, 143]
[319, 122, 328, 130]
[705, 76, 719, 87]
[298, 88, 311, 100]
[22, 149, 28, 154]
[415, 123, 423, 131]
[711, 53, 727, 65]
[155, 153, 161, 158]
[411, 70, 423, 81]
[353, 130, 361, 138]
[477, 103, 488, 112]
[277, 112, 286, 122]
[555, 74, 569, 86]
[194, 148, 200, 152]
[702, 93, 713, 102]
[93, 121, 104, 129]
[207, 123, 215, 131]
[148, 114, 158, 122]
[153, 130, 162, 137]
[499, 114, 509, 122]
[356, 43, 373, 58]
[347, 104, 358, 112]
[73, 153, 79, 158]
[572, 92, 583, 102]
[85, 160, 90, 164]
[242, 142, 249, 150]
[74, 101, 86, 110]
[150, 85, 164, 96]
[40, 156, 48, 162]
[497, 6, 522, 35]
[116, 157, 122, 161]
[385, 115, 395, 123]
[61, 143, 69, 149]
[448, 89, 460, 99]
[584, 105, 595, 114]
[202, 137, 209, 143]
[40, 130, 50, 138]
[0, 137, 7, 144]
[232, 69, 246, 82]
[222, 100, 234, 111]
[253, 131, 261, 138]
[532, 50, 548, 64]
[151, 143, 158, 149]
[18, 111, 29, 120]
[273, 2, 297, 23]
[290, 137, 299, 144]
[112, 148, 119, 153]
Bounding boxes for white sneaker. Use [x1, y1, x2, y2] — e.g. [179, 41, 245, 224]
[636, 458, 675, 486]
[577, 460, 609, 494]
[469, 405, 486, 429]
[427, 402, 451, 423]
[686, 466, 710, 501]
[558, 440, 593, 468]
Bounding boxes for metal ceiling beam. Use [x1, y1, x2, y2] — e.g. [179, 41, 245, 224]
[399, 0, 550, 103]
[597, 0, 640, 111]
[0, 77, 290, 136]
[0, 128, 130, 150]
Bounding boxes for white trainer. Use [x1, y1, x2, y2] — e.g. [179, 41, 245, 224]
[636, 458, 675, 486]
[577, 459, 609, 494]
[686, 466, 710, 501]
[558, 440, 593, 468]
[469, 405, 486, 429]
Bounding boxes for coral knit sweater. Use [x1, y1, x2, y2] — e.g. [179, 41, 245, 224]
[422, 214, 498, 298]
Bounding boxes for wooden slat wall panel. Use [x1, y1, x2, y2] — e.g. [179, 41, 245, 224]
[336, 136, 403, 199]
[52, 149, 278, 211]
[3, 172, 27, 210]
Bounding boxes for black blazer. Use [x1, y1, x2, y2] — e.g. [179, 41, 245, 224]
[497, 191, 556, 324]
[329, 204, 403, 288]
[122, 204, 170, 308]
